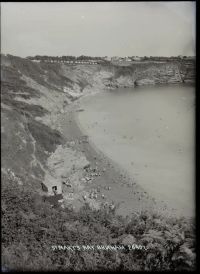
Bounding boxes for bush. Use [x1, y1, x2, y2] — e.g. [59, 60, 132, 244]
[2, 179, 196, 271]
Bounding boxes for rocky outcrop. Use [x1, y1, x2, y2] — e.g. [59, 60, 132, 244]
[135, 79, 155, 86]
[178, 60, 196, 83]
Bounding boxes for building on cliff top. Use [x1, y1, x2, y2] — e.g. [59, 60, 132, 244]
[132, 56, 142, 61]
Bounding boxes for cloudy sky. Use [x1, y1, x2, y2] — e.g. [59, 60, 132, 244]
[1, 1, 196, 57]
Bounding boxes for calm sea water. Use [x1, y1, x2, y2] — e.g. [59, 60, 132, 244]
[78, 85, 195, 217]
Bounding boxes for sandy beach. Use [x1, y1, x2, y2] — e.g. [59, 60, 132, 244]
[54, 93, 183, 218]
[76, 86, 195, 218]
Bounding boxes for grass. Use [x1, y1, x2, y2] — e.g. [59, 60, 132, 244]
[2, 178, 196, 272]
[27, 118, 64, 152]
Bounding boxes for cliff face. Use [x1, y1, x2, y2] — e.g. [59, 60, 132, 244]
[105, 60, 195, 88]
[1, 54, 195, 195]
[1, 54, 195, 95]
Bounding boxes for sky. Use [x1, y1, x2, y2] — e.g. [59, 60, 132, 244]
[1, 1, 196, 57]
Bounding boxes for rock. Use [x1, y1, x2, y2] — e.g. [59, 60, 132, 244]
[77, 108, 84, 112]
[69, 141, 75, 147]
[83, 163, 90, 169]
[61, 174, 67, 178]
[109, 204, 115, 210]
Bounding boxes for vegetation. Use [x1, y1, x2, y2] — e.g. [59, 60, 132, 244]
[27, 55, 107, 62]
[2, 178, 196, 271]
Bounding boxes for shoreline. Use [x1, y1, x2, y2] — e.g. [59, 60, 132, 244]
[58, 90, 184, 218]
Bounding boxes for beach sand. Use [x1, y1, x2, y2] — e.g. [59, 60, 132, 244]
[55, 98, 178, 217]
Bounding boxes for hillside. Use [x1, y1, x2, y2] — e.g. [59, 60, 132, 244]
[1, 54, 196, 271]
[1, 54, 195, 193]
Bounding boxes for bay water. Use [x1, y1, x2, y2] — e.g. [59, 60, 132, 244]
[78, 85, 195, 217]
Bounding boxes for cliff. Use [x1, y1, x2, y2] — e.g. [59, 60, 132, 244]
[1, 54, 195, 194]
